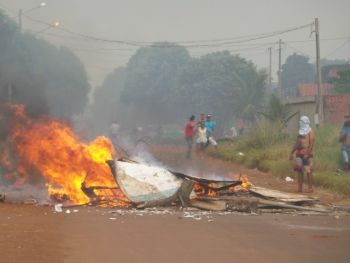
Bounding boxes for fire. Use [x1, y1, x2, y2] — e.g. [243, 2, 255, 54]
[193, 175, 252, 198]
[1, 104, 128, 205]
[193, 182, 219, 197]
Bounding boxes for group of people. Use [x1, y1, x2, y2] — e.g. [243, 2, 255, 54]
[289, 113, 350, 193]
[184, 114, 218, 159]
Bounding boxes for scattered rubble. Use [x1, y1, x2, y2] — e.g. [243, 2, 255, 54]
[1, 157, 348, 216]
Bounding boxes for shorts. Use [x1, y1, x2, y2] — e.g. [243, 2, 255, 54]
[294, 154, 313, 173]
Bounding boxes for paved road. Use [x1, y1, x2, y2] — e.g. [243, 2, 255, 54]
[1, 204, 349, 263]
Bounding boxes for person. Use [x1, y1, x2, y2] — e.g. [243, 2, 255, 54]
[184, 115, 196, 159]
[196, 121, 208, 153]
[229, 126, 238, 139]
[204, 114, 218, 148]
[198, 113, 206, 127]
[289, 116, 315, 193]
[339, 113, 350, 172]
[238, 118, 245, 136]
[109, 121, 120, 147]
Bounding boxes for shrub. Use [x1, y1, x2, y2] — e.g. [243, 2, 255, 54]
[208, 122, 350, 196]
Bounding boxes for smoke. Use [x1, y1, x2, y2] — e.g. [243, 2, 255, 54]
[0, 184, 50, 204]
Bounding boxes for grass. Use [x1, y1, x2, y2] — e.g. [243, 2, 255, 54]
[208, 121, 350, 196]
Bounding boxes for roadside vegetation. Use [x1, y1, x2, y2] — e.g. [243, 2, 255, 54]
[208, 122, 350, 196]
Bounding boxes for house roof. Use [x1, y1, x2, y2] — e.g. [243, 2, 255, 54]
[298, 83, 333, 96]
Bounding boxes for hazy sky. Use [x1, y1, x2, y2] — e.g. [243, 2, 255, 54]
[1, 0, 349, 87]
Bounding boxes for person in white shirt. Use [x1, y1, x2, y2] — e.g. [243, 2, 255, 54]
[196, 122, 208, 153]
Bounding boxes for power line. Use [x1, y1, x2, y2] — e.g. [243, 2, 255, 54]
[284, 42, 312, 58]
[23, 14, 312, 48]
[322, 39, 350, 59]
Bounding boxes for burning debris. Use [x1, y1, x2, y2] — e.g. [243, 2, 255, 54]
[0, 104, 127, 206]
[0, 104, 337, 214]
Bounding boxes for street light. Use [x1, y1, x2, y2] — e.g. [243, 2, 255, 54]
[35, 21, 60, 35]
[18, 2, 47, 32]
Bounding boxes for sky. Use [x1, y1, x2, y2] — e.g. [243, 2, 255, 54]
[1, 0, 349, 87]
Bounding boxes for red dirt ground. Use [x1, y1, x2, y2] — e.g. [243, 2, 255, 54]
[1, 144, 350, 263]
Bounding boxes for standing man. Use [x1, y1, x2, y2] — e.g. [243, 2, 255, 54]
[238, 118, 245, 136]
[205, 114, 218, 148]
[196, 121, 208, 154]
[184, 115, 196, 159]
[339, 113, 350, 172]
[289, 116, 315, 193]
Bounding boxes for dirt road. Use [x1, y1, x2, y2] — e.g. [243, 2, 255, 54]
[1, 145, 350, 263]
[1, 204, 350, 263]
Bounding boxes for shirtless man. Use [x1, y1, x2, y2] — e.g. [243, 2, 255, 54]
[289, 116, 315, 193]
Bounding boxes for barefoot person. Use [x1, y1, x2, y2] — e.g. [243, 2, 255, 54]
[289, 116, 315, 193]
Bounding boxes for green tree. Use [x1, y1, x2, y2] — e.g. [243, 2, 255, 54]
[334, 69, 350, 94]
[281, 53, 314, 97]
[0, 12, 90, 119]
[90, 68, 126, 133]
[121, 43, 190, 124]
[177, 51, 266, 130]
[258, 94, 298, 128]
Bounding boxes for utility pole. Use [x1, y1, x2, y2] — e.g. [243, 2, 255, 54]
[314, 17, 322, 127]
[278, 39, 282, 97]
[18, 8, 22, 32]
[268, 47, 272, 90]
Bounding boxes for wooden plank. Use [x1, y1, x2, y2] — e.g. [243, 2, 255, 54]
[191, 197, 259, 212]
[250, 186, 317, 204]
[258, 199, 329, 213]
[190, 200, 226, 211]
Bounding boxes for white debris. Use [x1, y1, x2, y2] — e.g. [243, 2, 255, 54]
[285, 176, 294, 182]
[65, 209, 71, 214]
[54, 204, 63, 213]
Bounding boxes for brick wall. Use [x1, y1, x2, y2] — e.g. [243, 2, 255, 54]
[324, 94, 350, 124]
[298, 83, 333, 96]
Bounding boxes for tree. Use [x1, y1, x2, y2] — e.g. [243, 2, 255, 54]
[281, 53, 314, 97]
[334, 69, 350, 94]
[258, 94, 298, 128]
[121, 43, 190, 124]
[0, 12, 90, 119]
[320, 58, 347, 66]
[90, 68, 126, 133]
[177, 51, 266, 130]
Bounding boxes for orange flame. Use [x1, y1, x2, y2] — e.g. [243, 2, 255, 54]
[2, 104, 126, 205]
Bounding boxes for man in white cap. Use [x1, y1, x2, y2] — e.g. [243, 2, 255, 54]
[289, 116, 315, 193]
